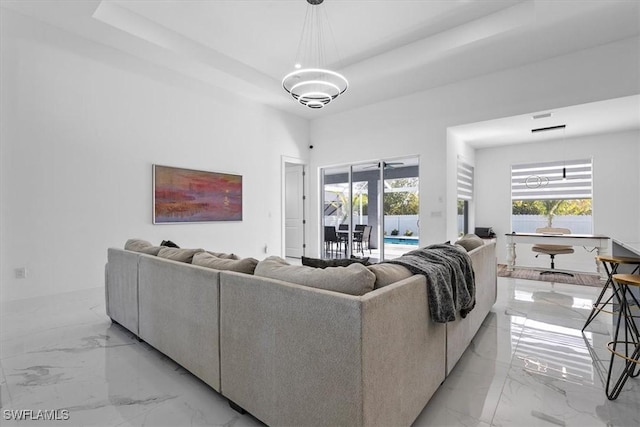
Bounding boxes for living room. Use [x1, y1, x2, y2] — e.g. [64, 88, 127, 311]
[1, 1, 639, 426]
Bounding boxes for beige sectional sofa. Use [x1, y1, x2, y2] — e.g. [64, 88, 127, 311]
[105, 240, 497, 427]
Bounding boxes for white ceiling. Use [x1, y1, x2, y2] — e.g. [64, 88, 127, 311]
[2, 0, 639, 137]
[451, 95, 640, 148]
[107, 0, 523, 82]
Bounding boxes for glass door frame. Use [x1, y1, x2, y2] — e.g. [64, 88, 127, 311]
[378, 162, 385, 261]
[320, 156, 419, 261]
[320, 164, 353, 259]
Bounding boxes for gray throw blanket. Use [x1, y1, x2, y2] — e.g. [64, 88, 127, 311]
[387, 244, 475, 323]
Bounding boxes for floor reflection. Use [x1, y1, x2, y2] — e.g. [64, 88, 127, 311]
[416, 277, 639, 426]
[1, 278, 638, 427]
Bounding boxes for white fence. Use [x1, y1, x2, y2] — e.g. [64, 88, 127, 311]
[328, 214, 591, 235]
[383, 215, 419, 236]
[324, 214, 420, 236]
[511, 215, 593, 234]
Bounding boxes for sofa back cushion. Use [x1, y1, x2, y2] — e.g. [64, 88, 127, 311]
[301, 256, 371, 268]
[207, 251, 239, 260]
[455, 234, 485, 252]
[193, 252, 258, 274]
[367, 263, 413, 289]
[157, 247, 204, 263]
[124, 238, 162, 255]
[255, 256, 375, 296]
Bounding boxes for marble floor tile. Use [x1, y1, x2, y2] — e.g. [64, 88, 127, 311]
[413, 403, 493, 427]
[415, 276, 639, 426]
[418, 354, 511, 425]
[1, 362, 12, 409]
[0, 289, 106, 345]
[2, 277, 638, 427]
[492, 363, 640, 426]
[0, 289, 263, 427]
[469, 318, 524, 366]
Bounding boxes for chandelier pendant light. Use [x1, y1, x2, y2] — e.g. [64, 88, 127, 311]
[282, 0, 348, 109]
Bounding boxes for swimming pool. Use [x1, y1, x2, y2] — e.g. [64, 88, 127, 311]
[384, 236, 419, 245]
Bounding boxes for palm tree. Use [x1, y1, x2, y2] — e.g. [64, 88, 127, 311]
[540, 200, 563, 227]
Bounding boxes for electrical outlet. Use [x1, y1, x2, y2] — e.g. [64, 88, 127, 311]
[15, 267, 27, 279]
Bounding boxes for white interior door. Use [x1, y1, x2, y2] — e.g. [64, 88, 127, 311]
[285, 164, 305, 258]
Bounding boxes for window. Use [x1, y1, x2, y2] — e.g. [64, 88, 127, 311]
[511, 159, 593, 233]
[457, 200, 468, 236]
[457, 160, 474, 236]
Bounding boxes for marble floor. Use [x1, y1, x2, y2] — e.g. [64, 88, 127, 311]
[1, 277, 638, 426]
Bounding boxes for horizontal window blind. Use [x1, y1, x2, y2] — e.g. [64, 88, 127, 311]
[511, 159, 592, 201]
[457, 160, 474, 201]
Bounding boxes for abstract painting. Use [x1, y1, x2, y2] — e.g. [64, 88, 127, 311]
[153, 165, 242, 223]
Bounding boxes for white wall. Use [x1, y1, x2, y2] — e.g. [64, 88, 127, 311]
[308, 36, 639, 256]
[475, 130, 640, 272]
[0, 11, 309, 301]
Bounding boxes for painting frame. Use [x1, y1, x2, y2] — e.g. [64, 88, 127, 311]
[153, 164, 243, 224]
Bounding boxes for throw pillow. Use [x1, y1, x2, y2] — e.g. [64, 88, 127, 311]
[160, 240, 180, 248]
[301, 256, 371, 269]
[456, 233, 484, 252]
[157, 247, 204, 263]
[367, 263, 413, 289]
[255, 256, 375, 296]
[124, 239, 162, 256]
[193, 252, 258, 274]
[206, 251, 239, 260]
[350, 255, 372, 265]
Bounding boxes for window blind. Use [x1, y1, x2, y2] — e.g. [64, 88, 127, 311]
[511, 159, 592, 201]
[457, 160, 474, 201]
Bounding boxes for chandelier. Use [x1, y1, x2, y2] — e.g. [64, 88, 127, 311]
[282, 0, 348, 109]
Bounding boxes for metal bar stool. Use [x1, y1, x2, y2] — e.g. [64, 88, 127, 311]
[582, 255, 640, 331]
[605, 274, 640, 400]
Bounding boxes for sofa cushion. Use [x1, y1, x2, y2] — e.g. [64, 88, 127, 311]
[193, 252, 258, 274]
[255, 256, 375, 296]
[301, 256, 371, 268]
[367, 263, 414, 289]
[124, 238, 162, 255]
[455, 234, 484, 252]
[157, 247, 204, 263]
[207, 251, 239, 260]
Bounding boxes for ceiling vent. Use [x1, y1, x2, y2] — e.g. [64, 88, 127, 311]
[531, 124, 566, 133]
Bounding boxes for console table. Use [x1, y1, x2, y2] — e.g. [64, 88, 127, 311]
[505, 232, 610, 279]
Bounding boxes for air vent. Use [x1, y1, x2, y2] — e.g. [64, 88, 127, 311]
[531, 124, 566, 133]
[532, 113, 552, 120]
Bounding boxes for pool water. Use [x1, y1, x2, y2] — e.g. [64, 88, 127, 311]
[384, 236, 419, 245]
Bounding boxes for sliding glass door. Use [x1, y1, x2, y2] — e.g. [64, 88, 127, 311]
[322, 165, 350, 259]
[320, 157, 419, 261]
[382, 161, 420, 259]
[350, 163, 374, 259]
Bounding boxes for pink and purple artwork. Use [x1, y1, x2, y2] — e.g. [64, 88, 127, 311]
[153, 165, 242, 223]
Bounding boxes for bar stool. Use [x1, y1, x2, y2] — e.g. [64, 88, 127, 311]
[605, 274, 640, 400]
[582, 255, 640, 331]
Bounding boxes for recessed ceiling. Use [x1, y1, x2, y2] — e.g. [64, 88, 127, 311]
[450, 95, 640, 149]
[109, 0, 523, 82]
[1, 0, 639, 120]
